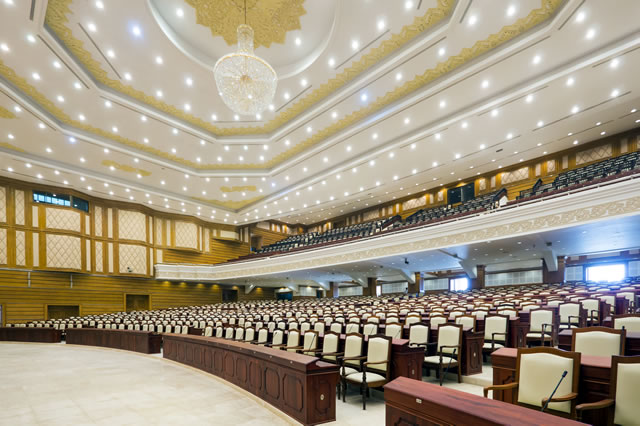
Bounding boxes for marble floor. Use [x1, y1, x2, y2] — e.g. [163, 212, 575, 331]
[0, 343, 487, 425]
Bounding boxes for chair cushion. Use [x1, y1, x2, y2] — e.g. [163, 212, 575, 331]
[482, 342, 504, 349]
[423, 355, 458, 365]
[341, 366, 358, 376]
[345, 372, 386, 384]
[526, 332, 551, 338]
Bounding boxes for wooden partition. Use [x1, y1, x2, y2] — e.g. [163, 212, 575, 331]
[66, 328, 162, 354]
[163, 334, 339, 426]
[0, 327, 62, 343]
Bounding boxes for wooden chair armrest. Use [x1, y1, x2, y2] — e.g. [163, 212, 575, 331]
[438, 345, 461, 357]
[542, 392, 578, 405]
[319, 351, 342, 356]
[270, 343, 286, 349]
[288, 345, 304, 350]
[576, 399, 615, 412]
[483, 382, 518, 398]
[342, 355, 367, 361]
[363, 361, 387, 367]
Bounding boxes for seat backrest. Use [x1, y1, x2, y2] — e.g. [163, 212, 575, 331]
[437, 324, 462, 354]
[344, 334, 363, 367]
[573, 328, 624, 357]
[408, 324, 429, 347]
[322, 332, 339, 361]
[302, 331, 318, 352]
[363, 323, 377, 336]
[497, 308, 518, 319]
[345, 323, 359, 334]
[225, 327, 234, 339]
[300, 322, 311, 333]
[204, 326, 213, 337]
[404, 315, 421, 326]
[517, 349, 578, 413]
[244, 328, 255, 342]
[384, 323, 403, 339]
[272, 329, 284, 346]
[313, 321, 325, 333]
[484, 315, 508, 342]
[613, 356, 640, 425]
[234, 327, 244, 340]
[257, 328, 269, 344]
[429, 315, 447, 329]
[454, 315, 476, 331]
[529, 309, 554, 333]
[215, 326, 224, 337]
[559, 303, 581, 323]
[366, 336, 391, 375]
[286, 330, 300, 351]
[614, 315, 640, 332]
[330, 322, 342, 334]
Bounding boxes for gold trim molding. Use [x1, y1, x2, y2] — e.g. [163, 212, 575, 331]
[192, 195, 263, 210]
[0, 141, 25, 152]
[0, 106, 16, 119]
[101, 160, 151, 176]
[185, 0, 306, 48]
[220, 185, 257, 193]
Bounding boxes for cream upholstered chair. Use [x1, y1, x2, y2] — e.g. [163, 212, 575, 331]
[300, 322, 311, 334]
[580, 298, 602, 326]
[362, 323, 377, 336]
[314, 331, 341, 363]
[572, 327, 625, 357]
[215, 326, 224, 338]
[559, 302, 584, 330]
[313, 321, 325, 334]
[341, 335, 392, 410]
[455, 314, 476, 331]
[291, 330, 319, 355]
[339, 333, 365, 378]
[254, 328, 269, 345]
[497, 307, 518, 319]
[576, 355, 640, 425]
[243, 328, 255, 343]
[617, 292, 636, 313]
[268, 329, 285, 348]
[408, 323, 429, 349]
[429, 314, 448, 329]
[404, 314, 421, 326]
[483, 314, 509, 357]
[472, 309, 488, 320]
[224, 326, 235, 339]
[484, 347, 581, 419]
[345, 323, 360, 334]
[330, 322, 343, 334]
[424, 323, 463, 385]
[204, 326, 213, 337]
[280, 330, 300, 352]
[526, 308, 556, 347]
[384, 322, 403, 339]
[613, 314, 640, 332]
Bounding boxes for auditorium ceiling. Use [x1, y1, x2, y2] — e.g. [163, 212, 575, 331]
[1, 0, 639, 225]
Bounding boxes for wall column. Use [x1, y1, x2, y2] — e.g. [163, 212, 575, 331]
[330, 281, 339, 298]
[544, 256, 565, 283]
[408, 272, 422, 294]
[471, 265, 485, 289]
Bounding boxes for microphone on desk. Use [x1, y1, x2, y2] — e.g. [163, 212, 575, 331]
[541, 370, 568, 413]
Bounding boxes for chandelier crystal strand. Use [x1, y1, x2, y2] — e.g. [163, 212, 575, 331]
[214, 24, 277, 116]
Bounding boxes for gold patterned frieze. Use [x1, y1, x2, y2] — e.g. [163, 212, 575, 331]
[185, 0, 306, 48]
[0, 106, 16, 119]
[220, 185, 257, 192]
[101, 160, 151, 176]
[192, 195, 263, 210]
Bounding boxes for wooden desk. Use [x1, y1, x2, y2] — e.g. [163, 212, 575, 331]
[384, 376, 584, 426]
[65, 328, 162, 354]
[491, 347, 610, 426]
[428, 326, 484, 375]
[163, 334, 339, 426]
[0, 327, 62, 343]
[558, 329, 640, 355]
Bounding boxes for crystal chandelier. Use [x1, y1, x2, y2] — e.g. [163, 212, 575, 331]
[213, 3, 277, 116]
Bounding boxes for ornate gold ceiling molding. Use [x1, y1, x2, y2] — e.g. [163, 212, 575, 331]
[185, 0, 306, 48]
[0, 106, 16, 119]
[101, 160, 151, 176]
[44, 0, 453, 136]
[192, 194, 263, 210]
[221, 185, 257, 192]
[0, 141, 25, 152]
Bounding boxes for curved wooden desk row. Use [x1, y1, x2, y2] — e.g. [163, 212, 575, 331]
[163, 334, 340, 426]
[384, 377, 584, 426]
[64, 328, 162, 354]
[0, 327, 62, 343]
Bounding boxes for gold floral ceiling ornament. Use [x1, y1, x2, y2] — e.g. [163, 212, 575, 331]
[101, 160, 151, 176]
[185, 0, 306, 48]
[0, 106, 16, 119]
[213, 0, 278, 115]
[220, 185, 257, 192]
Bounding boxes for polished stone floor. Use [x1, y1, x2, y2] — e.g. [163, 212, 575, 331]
[0, 343, 487, 425]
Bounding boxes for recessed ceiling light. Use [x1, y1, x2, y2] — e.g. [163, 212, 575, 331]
[131, 25, 142, 37]
[395, 72, 402, 81]
[80, 157, 86, 163]
[610, 89, 619, 98]
[432, 161, 438, 167]
[439, 100, 446, 108]
[360, 93, 368, 102]
[435, 133, 441, 140]
[295, 37, 301, 46]
[284, 139, 290, 146]
[155, 56, 163, 65]
[438, 47, 446, 56]
[525, 94, 534, 103]
[388, 152, 395, 158]
[481, 80, 489, 89]
[506, 5, 516, 16]
[461, 121, 468, 129]
[283, 92, 290, 100]
[176, 7, 184, 17]
[56, 95, 64, 103]
[537, 120, 544, 127]
[506, 133, 513, 139]
[156, 89, 163, 97]
[52, 60, 61, 69]
[479, 144, 486, 149]
[87, 22, 97, 32]
[143, 138, 149, 143]
[112, 126, 118, 133]
[104, 100, 111, 108]
[124, 72, 132, 81]
[404, 117, 410, 125]
[455, 153, 461, 159]
[171, 148, 177, 153]
[532, 55, 541, 65]
[31, 72, 40, 80]
[575, 11, 585, 22]
[467, 15, 477, 26]
[585, 28, 596, 39]
[95, 1, 104, 9]
[351, 39, 359, 50]
[78, 114, 85, 121]
[328, 57, 335, 67]
[573, 140, 579, 145]
[372, 132, 378, 140]
[300, 78, 307, 87]
[410, 143, 416, 149]
[234, 114, 240, 121]
[377, 19, 386, 31]
[103, 148, 109, 153]
[26, 34, 36, 44]
[571, 105, 579, 114]
[306, 126, 312, 133]
[0, 43, 9, 52]
[600, 131, 606, 135]
[491, 109, 499, 117]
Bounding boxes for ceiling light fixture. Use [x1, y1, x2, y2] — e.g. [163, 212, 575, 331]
[214, 7, 277, 116]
